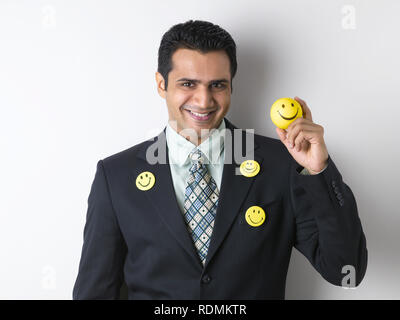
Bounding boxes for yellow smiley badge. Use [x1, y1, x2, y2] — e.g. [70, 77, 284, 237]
[240, 160, 260, 177]
[245, 206, 266, 227]
[136, 171, 155, 191]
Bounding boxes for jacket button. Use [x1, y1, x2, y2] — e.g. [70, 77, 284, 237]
[202, 274, 211, 284]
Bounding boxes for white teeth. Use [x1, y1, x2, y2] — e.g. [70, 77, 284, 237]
[190, 111, 210, 117]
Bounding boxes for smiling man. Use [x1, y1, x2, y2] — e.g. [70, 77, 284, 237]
[73, 20, 368, 299]
[155, 48, 231, 146]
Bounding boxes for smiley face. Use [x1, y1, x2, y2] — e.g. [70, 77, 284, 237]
[135, 171, 155, 191]
[270, 97, 303, 129]
[245, 206, 266, 227]
[239, 160, 260, 177]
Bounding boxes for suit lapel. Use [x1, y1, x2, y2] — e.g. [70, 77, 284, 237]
[136, 129, 203, 270]
[204, 119, 263, 268]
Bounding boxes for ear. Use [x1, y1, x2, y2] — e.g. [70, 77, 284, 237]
[155, 71, 166, 98]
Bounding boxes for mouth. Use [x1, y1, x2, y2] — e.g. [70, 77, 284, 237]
[248, 215, 263, 224]
[278, 108, 298, 120]
[183, 108, 217, 122]
[138, 179, 151, 187]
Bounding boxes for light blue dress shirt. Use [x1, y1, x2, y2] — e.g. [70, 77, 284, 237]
[166, 119, 226, 214]
[165, 118, 327, 214]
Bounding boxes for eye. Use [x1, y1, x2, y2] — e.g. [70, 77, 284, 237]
[182, 82, 194, 87]
[291, 103, 294, 107]
[282, 104, 285, 108]
[212, 82, 225, 89]
[145, 173, 148, 177]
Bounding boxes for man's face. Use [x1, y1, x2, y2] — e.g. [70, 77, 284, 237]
[156, 48, 231, 144]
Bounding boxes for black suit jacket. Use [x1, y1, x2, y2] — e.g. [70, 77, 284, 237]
[73, 118, 367, 299]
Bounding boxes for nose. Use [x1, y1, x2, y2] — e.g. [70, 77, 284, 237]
[193, 86, 214, 110]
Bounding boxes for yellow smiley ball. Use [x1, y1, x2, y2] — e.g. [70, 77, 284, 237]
[245, 206, 266, 227]
[240, 160, 260, 177]
[270, 97, 303, 129]
[136, 171, 155, 191]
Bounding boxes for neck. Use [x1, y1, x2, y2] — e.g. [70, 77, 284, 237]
[183, 132, 211, 146]
[168, 121, 219, 146]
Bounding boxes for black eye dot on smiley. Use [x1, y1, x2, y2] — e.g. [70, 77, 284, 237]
[145, 173, 148, 177]
[253, 209, 255, 213]
[291, 103, 294, 107]
[140, 176, 143, 179]
[282, 104, 285, 108]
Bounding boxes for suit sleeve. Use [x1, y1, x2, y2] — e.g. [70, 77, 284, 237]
[73, 160, 127, 299]
[289, 155, 368, 287]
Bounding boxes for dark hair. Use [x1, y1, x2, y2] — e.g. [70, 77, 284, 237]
[157, 20, 237, 92]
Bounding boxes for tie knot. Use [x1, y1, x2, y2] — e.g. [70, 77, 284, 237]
[189, 148, 204, 165]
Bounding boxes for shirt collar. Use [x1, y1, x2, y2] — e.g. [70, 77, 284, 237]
[166, 118, 226, 167]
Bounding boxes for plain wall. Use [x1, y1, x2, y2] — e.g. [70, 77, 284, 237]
[0, 0, 399, 299]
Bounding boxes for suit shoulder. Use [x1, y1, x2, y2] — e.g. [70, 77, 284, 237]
[254, 132, 287, 153]
[100, 137, 156, 170]
[254, 132, 281, 145]
[251, 132, 296, 172]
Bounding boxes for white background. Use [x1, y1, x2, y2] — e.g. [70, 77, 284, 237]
[0, 0, 399, 299]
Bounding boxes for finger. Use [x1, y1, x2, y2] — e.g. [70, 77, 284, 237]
[294, 96, 313, 122]
[275, 127, 285, 141]
[301, 139, 310, 152]
[275, 127, 292, 150]
[276, 127, 289, 145]
[285, 116, 313, 132]
[286, 123, 318, 148]
[294, 129, 317, 151]
[294, 132, 307, 152]
[293, 127, 322, 151]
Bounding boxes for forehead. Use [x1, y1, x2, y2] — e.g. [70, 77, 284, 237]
[170, 48, 231, 80]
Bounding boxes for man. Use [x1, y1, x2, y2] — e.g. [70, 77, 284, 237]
[73, 20, 367, 299]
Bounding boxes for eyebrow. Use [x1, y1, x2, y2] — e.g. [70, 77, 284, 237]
[176, 78, 230, 84]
